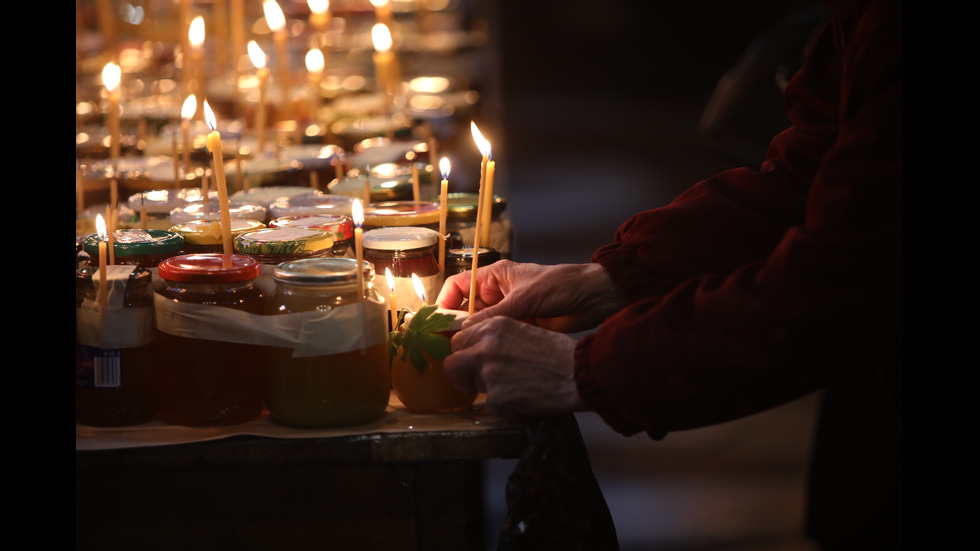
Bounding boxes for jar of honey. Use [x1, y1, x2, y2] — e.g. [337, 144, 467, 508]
[363, 227, 442, 315]
[153, 254, 267, 426]
[263, 258, 390, 428]
[444, 246, 502, 277]
[170, 218, 267, 254]
[268, 214, 355, 257]
[362, 201, 440, 232]
[81, 229, 184, 269]
[233, 227, 335, 265]
[76, 265, 155, 426]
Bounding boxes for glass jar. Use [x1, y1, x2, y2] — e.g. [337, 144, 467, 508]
[153, 254, 267, 426]
[268, 214, 354, 258]
[76, 265, 155, 426]
[81, 229, 184, 269]
[390, 308, 476, 414]
[445, 247, 502, 277]
[170, 218, 267, 254]
[362, 201, 440, 232]
[127, 187, 210, 231]
[263, 258, 390, 428]
[363, 227, 442, 315]
[169, 199, 269, 226]
[233, 227, 335, 265]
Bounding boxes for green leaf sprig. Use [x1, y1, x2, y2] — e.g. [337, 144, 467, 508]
[388, 305, 456, 374]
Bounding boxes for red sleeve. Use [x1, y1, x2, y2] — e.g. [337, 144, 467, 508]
[576, 0, 902, 438]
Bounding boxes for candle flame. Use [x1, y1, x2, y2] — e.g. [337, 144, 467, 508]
[96, 214, 107, 240]
[307, 0, 329, 15]
[412, 273, 427, 304]
[371, 23, 393, 53]
[470, 121, 491, 157]
[248, 41, 267, 69]
[263, 0, 286, 32]
[203, 100, 217, 132]
[189, 15, 205, 47]
[181, 94, 197, 120]
[370, 0, 390, 8]
[440, 157, 451, 179]
[352, 198, 364, 227]
[305, 48, 324, 73]
[385, 267, 395, 293]
[102, 62, 120, 92]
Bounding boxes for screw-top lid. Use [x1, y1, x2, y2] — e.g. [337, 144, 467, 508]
[273, 257, 374, 284]
[363, 201, 440, 227]
[171, 218, 267, 245]
[363, 226, 439, 251]
[82, 229, 183, 257]
[157, 254, 262, 283]
[268, 214, 354, 240]
[233, 227, 334, 256]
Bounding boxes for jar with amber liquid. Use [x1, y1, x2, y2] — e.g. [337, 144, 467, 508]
[264, 258, 390, 428]
[153, 254, 266, 426]
[76, 265, 155, 426]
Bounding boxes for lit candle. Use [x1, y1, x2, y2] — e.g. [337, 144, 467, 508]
[102, 62, 121, 172]
[189, 16, 206, 116]
[386, 267, 398, 330]
[481, 148, 496, 246]
[263, 0, 291, 117]
[248, 40, 270, 155]
[468, 123, 490, 315]
[305, 48, 324, 121]
[371, 23, 401, 100]
[231, 0, 246, 78]
[180, 94, 196, 172]
[203, 100, 234, 255]
[308, 0, 330, 34]
[412, 273, 427, 305]
[352, 198, 365, 299]
[96, 214, 109, 307]
[438, 157, 450, 274]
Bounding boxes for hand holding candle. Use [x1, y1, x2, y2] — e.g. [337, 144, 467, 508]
[203, 100, 234, 256]
[468, 123, 491, 315]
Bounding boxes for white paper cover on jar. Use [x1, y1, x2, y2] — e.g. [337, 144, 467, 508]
[76, 265, 154, 349]
[153, 290, 387, 358]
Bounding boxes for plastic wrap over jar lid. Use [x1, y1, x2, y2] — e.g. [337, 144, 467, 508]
[268, 193, 354, 219]
[169, 200, 268, 225]
[171, 218, 267, 245]
[273, 257, 374, 284]
[233, 227, 334, 256]
[82, 229, 183, 257]
[268, 214, 354, 241]
[363, 226, 439, 251]
[157, 253, 262, 282]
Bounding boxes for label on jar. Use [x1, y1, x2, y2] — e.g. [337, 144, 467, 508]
[75, 346, 122, 388]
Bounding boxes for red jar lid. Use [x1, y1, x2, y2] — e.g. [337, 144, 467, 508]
[157, 254, 263, 283]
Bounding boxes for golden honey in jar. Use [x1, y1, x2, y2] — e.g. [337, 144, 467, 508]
[153, 254, 267, 426]
[264, 258, 390, 428]
[363, 227, 442, 315]
[75, 265, 155, 426]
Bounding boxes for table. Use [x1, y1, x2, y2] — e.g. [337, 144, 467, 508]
[76, 396, 527, 551]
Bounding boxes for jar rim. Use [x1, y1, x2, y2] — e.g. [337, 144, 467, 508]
[273, 258, 374, 284]
[157, 254, 262, 282]
[363, 226, 439, 250]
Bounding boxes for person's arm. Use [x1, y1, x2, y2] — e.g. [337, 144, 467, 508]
[577, 0, 902, 438]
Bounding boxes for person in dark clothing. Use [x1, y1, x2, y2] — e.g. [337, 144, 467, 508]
[438, 0, 902, 548]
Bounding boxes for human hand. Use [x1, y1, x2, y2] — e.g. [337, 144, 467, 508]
[436, 260, 626, 333]
[443, 316, 587, 418]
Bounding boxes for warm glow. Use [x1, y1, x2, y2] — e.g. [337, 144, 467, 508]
[248, 40, 267, 69]
[305, 48, 324, 73]
[409, 76, 450, 94]
[386, 267, 396, 293]
[308, 0, 329, 14]
[371, 23, 393, 53]
[352, 198, 364, 227]
[440, 157, 451, 179]
[470, 121, 491, 157]
[412, 273, 427, 303]
[102, 62, 120, 92]
[369, 0, 389, 7]
[96, 214, 108, 240]
[181, 94, 197, 120]
[263, 0, 286, 32]
[189, 16, 205, 47]
[203, 100, 217, 131]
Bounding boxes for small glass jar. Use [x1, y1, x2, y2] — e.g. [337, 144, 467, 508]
[127, 187, 210, 231]
[363, 227, 442, 314]
[234, 227, 335, 265]
[76, 265, 155, 426]
[263, 258, 390, 428]
[268, 214, 355, 257]
[362, 201, 440, 232]
[170, 218, 267, 254]
[153, 254, 267, 426]
[169, 199, 269, 226]
[445, 246, 502, 277]
[81, 229, 184, 269]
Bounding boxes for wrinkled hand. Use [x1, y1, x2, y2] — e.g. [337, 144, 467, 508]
[444, 316, 587, 418]
[436, 260, 625, 333]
